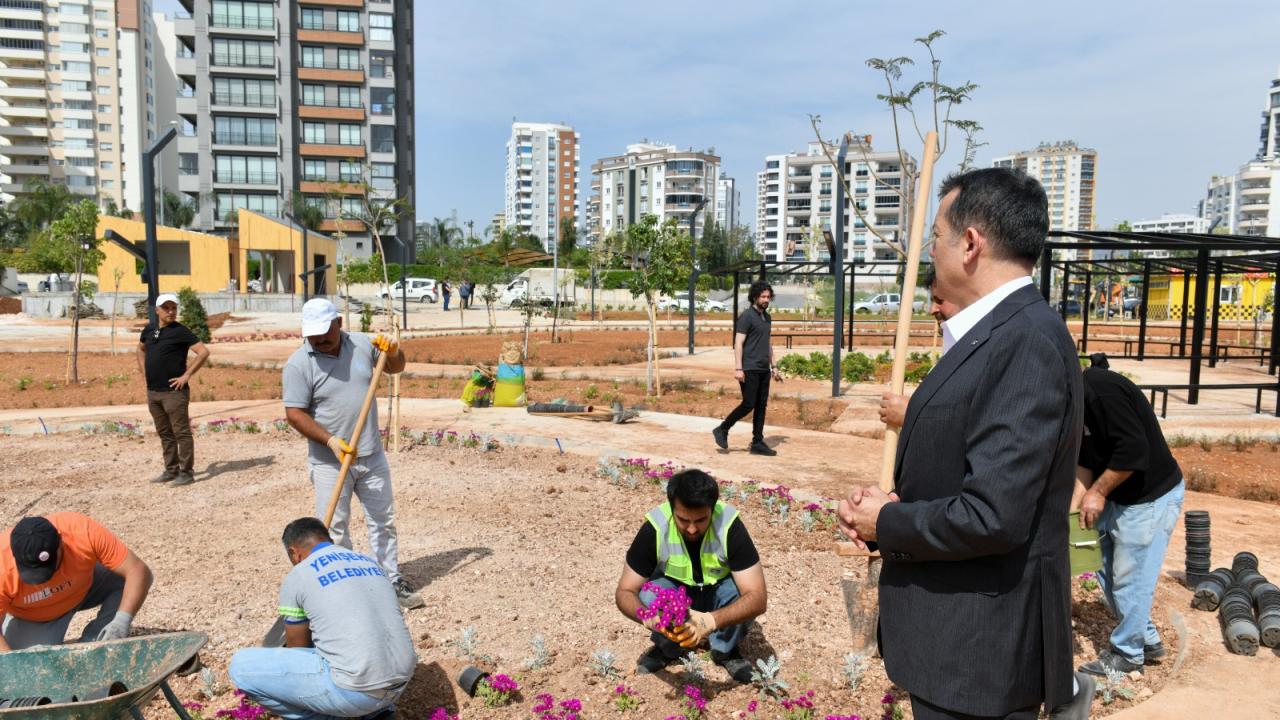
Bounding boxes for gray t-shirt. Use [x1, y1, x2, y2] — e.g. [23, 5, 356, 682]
[735, 306, 772, 371]
[283, 332, 384, 463]
[278, 542, 416, 691]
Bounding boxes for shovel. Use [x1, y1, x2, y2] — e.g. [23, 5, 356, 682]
[263, 351, 390, 648]
[836, 131, 937, 655]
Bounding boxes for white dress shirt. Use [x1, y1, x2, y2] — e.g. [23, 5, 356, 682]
[940, 275, 1034, 354]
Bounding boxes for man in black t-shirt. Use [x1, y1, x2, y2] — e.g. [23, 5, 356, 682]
[1072, 355, 1184, 677]
[136, 293, 210, 487]
[614, 469, 766, 684]
[713, 280, 782, 456]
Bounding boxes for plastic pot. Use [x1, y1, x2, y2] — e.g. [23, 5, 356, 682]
[457, 666, 489, 697]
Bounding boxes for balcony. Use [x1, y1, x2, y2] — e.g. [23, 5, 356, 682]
[302, 0, 367, 6]
[209, 55, 277, 76]
[297, 63, 364, 83]
[299, 179, 364, 194]
[0, 66, 43, 80]
[0, 124, 48, 138]
[296, 24, 365, 46]
[0, 105, 47, 118]
[319, 218, 364, 232]
[298, 101, 365, 121]
[211, 93, 279, 115]
[0, 86, 45, 100]
[174, 14, 194, 37]
[214, 171, 279, 187]
[0, 144, 48, 156]
[178, 173, 200, 193]
[298, 143, 366, 158]
[175, 54, 197, 77]
[212, 134, 279, 153]
[3, 162, 49, 175]
[1239, 183, 1271, 197]
[175, 95, 197, 116]
[209, 15, 277, 36]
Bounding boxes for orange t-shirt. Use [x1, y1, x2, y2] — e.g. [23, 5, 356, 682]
[0, 512, 129, 622]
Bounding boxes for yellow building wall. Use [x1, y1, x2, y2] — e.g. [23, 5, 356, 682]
[1144, 272, 1276, 321]
[235, 210, 338, 295]
[95, 216, 231, 293]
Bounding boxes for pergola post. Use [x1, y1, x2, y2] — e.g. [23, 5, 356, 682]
[1081, 270, 1091, 354]
[1138, 260, 1151, 361]
[732, 270, 739, 322]
[1178, 266, 1191, 357]
[1209, 260, 1223, 368]
[1060, 262, 1071, 322]
[847, 262, 856, 352]
[1270, 259, 1279, 376]
[1039, 246, 1052, 302]
[759, 260, 767, 283]
[1188, 250, 1211, 404]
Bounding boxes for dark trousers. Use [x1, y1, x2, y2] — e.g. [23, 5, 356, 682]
[719, 369, 770, 444]
[910, 696, 1040, 720]
[147, 388, 193, 474]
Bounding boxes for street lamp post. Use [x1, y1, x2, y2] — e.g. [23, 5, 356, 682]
[829, 133, 851, 397]
[143, 127, 178, 325]
[687, 198, 709, 355]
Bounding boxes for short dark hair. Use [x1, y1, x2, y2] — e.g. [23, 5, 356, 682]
[281, 517, 331, 548]
[666, 469, 719, 509]
[1088, 352, 1110, 369]
[747, 280, 774, 305]
[937, 168, 1048, 265]
[920, 266, 936, 289]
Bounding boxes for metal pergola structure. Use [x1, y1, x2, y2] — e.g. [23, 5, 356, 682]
[1039, 231, 1280, 403]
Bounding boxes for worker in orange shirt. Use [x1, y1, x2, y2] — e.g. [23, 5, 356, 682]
[1, 513, 153, 651]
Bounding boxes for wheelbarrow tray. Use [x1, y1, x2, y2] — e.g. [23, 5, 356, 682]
[0, 631, 207, 720]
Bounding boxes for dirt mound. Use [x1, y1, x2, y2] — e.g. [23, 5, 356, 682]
[0, 297, 20, 314]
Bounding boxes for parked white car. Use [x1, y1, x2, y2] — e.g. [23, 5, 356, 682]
[382, 278, 439, 303]
[853, 292, 926, 314]
[670, 292, 727, 312]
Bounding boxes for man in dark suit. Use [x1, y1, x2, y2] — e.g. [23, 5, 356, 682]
[838, 167, 1092, 719]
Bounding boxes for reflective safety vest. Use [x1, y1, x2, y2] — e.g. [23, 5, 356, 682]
[646, 501, 738, 587]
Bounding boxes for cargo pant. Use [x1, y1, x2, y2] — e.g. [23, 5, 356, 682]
[309, 449, 401, 583]
[147, 388, 193, 475]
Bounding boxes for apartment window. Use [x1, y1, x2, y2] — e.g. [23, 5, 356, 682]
[337, 123, 360, 146]
[300, 45, 324, 68]
[302, 121, 325, 144]
[336, 10, 359, 32]
[341, 197, 361, 217]
[370, 125, 394, 153]
[63, 60, 91, 73]
[368, 13, 392, 41]
[95, 47, 108, 57]
[213, 38, 274, 67]
[214, 116, 275, 145]
[303, 159, 326, 181]
[95, 28, 108, 37]
[60, 3, 89, 16]
[338, 86, 360, 108]
[99, 141, 112, 151]
[212, 0, 273, 30]
[61, 41, 90, 54]
[68, 157, 95, 167]
[369, 87, 393, 115]
[216, 155, 276, 184]
[58, 21, 87, 33]
[179, 153, 199, 175]
[371, 162, 394, 190]
[337, 48, 359, 70]
[337, 160, 360, 182]
[302, 84, 324, 106]
[97, 123, 111, 132]
[96, 66, 111, 76]
[64, 118, 94, 129]
[94, 9, 108, 19]
[214, 77, 273, 107]
[216, 192, 279, 218]
[64, 138, 94, 149]
[300, 8, 323, 29]
[369, 50, 392, 77]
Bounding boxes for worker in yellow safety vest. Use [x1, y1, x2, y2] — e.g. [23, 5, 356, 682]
[614, 469, 767, 683]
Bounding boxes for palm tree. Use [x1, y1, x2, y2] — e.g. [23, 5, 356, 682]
[288, 191, 324, 231]
[10, 180, 74, 233]
[162, 192, 196, 228]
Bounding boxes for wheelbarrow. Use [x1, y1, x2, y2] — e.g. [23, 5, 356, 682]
[0, 631, 207, 720]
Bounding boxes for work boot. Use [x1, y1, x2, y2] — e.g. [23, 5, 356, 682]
[749, 442, 777, 457]
[1079, 648, 1142, 677]
[712, 426, 728, 450]
[393, 579, 425, 609]
[170, 473, 195, 487]
[151, 471, 176, 484]
[1048, 671, 1096, 720]
[636, 644, 677, 675]
[711, 649, 754, 684]
[1144, 641, 1167, 664]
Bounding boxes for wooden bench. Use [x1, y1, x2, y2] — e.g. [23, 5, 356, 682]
[1136, 383, 1280, 418]
[1078, 337, 1273, 365]
[775, 331, 937, 350]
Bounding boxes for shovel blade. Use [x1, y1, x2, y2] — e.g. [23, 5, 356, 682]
[262, 618, 287, 648]
[841, 557, 882, 656]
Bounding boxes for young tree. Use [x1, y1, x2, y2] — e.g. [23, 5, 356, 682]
[471, 263, 513, 332]
[162, 192, 197, 229]
[49, 200, 102, 384]
[558, 217, 578, 260]
[288, 191, 325, 231]
[110, 267, 124, 354]
[621, 214, 692, 396]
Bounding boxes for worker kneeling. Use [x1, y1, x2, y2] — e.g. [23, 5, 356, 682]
[2, 513, 153, 652]
[615, 469, 766, 683]
[230, 518, 415, 720]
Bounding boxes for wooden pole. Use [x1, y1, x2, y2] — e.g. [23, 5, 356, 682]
[324, 351, 389, 526]
[879, 131, 938, 492]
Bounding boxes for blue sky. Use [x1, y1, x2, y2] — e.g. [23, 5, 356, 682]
[159, 1, 1280, 234]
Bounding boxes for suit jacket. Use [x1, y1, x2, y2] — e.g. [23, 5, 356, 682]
[876, 284, 1082, 716]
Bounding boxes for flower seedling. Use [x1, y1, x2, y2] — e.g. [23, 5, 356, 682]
[841, 652, 866, 690]
[1078, 572, 1100, 592]
[1097, 668, 1135, 705]
[429, 709, 458, 720]
[533, 693, 583, 720]
[780, 690, 817, 720]
[589, 647, 621, 679]
[751, 655, 789, 698]
[613, 684, 641, 713]
[680, 651, 707, 685]
[523, 633, 551, 670]
[476, 673, 519, 707]
[680, 684, 708, 720]
[880, 692, 904, 720]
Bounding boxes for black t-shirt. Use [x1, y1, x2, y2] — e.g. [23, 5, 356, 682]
[625, 516, 759, 586]
[735, 307, 772, 372]
[140, 321, 199, 392]
[1079, 367, 1181, 505]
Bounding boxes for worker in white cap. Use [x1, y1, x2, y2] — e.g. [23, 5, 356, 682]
[136, 292, 210, 487]
[282, 298, 423, 609]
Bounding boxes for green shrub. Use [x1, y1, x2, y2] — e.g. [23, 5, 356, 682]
[360, 302, 373, 332]
[177, 287, 210, 342]
[841, 352, 876, 383]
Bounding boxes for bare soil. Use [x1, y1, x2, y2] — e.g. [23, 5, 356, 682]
[401, 330, 733, 367]
[1173, 443, 1280, 504]
[0, 432, 1195, 719]
[0, 297, 20, 314]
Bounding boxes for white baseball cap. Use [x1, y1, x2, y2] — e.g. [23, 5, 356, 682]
[155, 293, 179, 308]
[301, 298, 340, 336]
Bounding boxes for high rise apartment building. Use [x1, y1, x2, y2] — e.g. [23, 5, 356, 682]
[1, 0, 134, 207]
[1258, 65, 1280, 161]
[585, 142, 718, 243]
[1199, 174, 1238, 235]
[714, 172, 738, 229]
[754, 139, 913, 274]
[992, 141, 1097, 245]
[1199, 67, 1280, 239]
[504, 121, 579, 252]
[171, 0, 415, 261]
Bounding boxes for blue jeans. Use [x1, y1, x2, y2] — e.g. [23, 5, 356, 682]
[1096, 480, 1184, 664]
[229, 647, 401, 720]
[641, 576, 746, 656]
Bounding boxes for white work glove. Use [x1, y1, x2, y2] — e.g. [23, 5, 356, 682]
[97, 611, 134, 641]
[679, 609, 716, 648]
[326, 435, 353, 464]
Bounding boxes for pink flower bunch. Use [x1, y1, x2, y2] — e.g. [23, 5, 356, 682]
[533, 693, 581, 720]
[477, 673, 519, 707]
[486, 673, 519, 693]
[825, 716, 862, 720]
[734, 698, 760, 718]
[614, 684, 640, 712]
[781, 690, 816, 711]
[214, 691, 270, 720]
[682, 684, 708, 719]
[880, 693, 903, 720]
[428, 709, 458, 720]
[645, 461, 678, 480]
[636, 582, 692, 630]
[760, 484, 795, 502]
